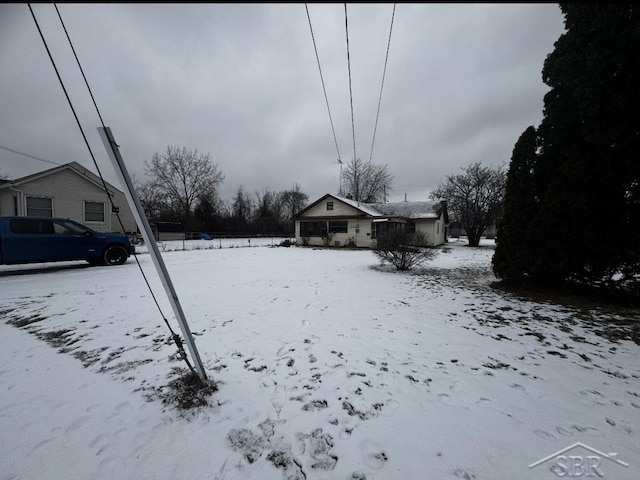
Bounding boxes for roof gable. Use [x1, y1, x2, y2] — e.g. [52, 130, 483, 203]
[0, 161, 121, 195]
[294, 193, 383, 218]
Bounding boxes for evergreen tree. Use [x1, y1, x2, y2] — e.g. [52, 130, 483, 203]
[492, 127, 540, 279]
[494, 4, 640, 295]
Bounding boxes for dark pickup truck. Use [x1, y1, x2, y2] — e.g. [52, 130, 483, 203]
[0, 216, 135, 266]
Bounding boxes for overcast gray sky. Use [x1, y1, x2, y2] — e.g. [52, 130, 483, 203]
[0, 3, 565, 204]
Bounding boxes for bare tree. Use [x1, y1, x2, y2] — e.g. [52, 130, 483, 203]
[342, 157, 393, 203]
[252, 188, 283, 234]
[373, 230, 437, 271]
[133, 175, 167, 222]
[144, 146, 224, 229]
[231, 185, 253, 233]
[194, 187, 224, 232]
[282, 183, 309, 221]
[430, 162, 506, 247]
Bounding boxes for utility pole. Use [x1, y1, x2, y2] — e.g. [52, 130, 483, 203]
[98, 127, 208, 382]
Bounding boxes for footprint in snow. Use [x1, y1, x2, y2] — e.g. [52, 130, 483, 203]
[449, 380, 464, 392]
[359, 439, 388, 470]
[64, 415, 91, 433]
[533, 429, 556, 441]
[271, 384, 286, 412]
[276, 345, 294, 357]
[29, 438, 54, 455]
[578, 389, 610, 406]
[378, 399, 400, 417]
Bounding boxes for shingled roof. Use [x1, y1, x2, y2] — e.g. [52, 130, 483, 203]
[369, 201, 446, 220]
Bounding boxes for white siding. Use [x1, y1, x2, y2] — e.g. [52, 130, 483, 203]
[108, 188, 137, 233]
[0, 190, 17, 216]
[414, 218, 445, 247]
[348, 219, 373, 247]
[303, 199, 361, 217]
[415, 221, 435, 246]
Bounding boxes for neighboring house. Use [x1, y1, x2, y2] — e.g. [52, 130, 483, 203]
[294, 193, 448, 248]
[0, 161, 137, 234]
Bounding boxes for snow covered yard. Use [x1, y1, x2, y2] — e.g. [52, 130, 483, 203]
[1, 239, 638, 480]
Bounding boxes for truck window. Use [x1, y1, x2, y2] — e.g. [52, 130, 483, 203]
[53, 220, 91, 235]
[9, 218, 55, 234]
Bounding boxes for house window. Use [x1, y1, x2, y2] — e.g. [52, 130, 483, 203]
[328, 221, 347, 233]
[300, 221, 326, 237]
[26, 196, 52, 217]
[326, 201, 334, 211]
[437, 222, 440, 234]
[374, 221, 403, 239]
[84, 201, 105, 222]
[406, 221, 416, 234]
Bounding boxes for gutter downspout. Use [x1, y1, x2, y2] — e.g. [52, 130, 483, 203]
[8, 184, 25, 215]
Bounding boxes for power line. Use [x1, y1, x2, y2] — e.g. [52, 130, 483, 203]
[305, 4, 342, 163]
[54, 4, 106, 127]
[0, 143, 61, 166]
[368, 3, 395, 164]
[344, 3, 357, 163]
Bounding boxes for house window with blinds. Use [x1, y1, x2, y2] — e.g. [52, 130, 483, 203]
[84, 201, 105, 222]
[26, 196, 53, 217]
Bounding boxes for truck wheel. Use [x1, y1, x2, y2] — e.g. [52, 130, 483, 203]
[103, 245, 128, 266]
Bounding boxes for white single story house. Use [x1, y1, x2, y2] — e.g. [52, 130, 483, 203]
[294, 193, 448, 248]
[0, 161, 137, 234]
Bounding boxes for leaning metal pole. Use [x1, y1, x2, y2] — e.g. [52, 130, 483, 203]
[98, 127, 207, 382]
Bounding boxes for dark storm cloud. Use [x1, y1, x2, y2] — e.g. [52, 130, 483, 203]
[0, 3, 564, 204]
